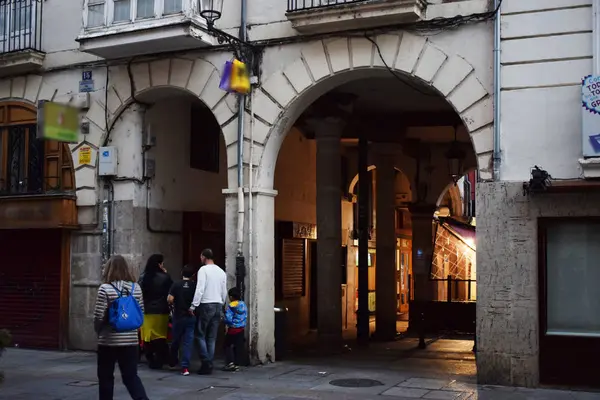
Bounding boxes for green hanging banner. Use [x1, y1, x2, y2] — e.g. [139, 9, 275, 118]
[37, 101, 79, 143]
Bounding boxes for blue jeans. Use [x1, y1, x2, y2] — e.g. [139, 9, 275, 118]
[196, 303, 222, 368]
[170, 315, 195, 368]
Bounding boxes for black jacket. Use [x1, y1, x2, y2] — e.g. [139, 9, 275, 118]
[139, 271, 173, 315]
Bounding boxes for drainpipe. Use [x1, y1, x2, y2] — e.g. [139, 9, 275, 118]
[235, 0, 248, 298]
[492, 0, 502, 180]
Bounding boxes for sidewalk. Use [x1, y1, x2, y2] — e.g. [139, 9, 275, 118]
[1, 346, 599, 400]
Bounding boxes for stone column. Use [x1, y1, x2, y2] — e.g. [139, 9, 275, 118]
[374, 146, 398, 341]
[224, 187, 277, 364]
[409, 204, 437, 302]
[315, 118, 344, 349]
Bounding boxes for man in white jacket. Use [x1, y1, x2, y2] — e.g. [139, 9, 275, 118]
[189, 248, 228, 375]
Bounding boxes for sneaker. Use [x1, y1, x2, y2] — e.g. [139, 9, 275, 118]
[222, 363, 239, 372]
[181, 368, 190, 376]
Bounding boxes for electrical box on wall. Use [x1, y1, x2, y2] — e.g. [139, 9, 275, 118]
[99, 146, 118, 176]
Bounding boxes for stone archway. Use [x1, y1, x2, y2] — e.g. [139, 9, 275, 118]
[252, 33, 493, 190]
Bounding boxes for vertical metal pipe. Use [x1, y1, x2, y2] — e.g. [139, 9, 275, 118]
[492, 0, 502, 180]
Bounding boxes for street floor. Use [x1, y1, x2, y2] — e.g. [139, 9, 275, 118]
[1, 338, 599, 399]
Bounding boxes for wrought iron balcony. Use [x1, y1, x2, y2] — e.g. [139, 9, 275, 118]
[0, 0, 44, 76]
[286, 0, 427, 33]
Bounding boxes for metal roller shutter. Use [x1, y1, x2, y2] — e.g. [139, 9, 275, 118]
[282, 239, 305, 298]
[0, 229, 62, 348]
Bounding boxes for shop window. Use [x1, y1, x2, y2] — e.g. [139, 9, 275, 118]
[0, 102, 74, 196]
[543, 220, 600, 337]
[281, 238, 306, 298]
[190, 104, 220, 173]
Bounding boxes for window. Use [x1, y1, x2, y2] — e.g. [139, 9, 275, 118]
[163, 0, 182, 14]
[190, 104, 220, 173]
[136, 0, 154, 18]
[86, 0, 187, 28]
[0, 103, 74, 196]
[282, 239, 306, 298]
[87, 1, 105, 27]
[544, 221, 600, 337]
[113, 0, 131, 22]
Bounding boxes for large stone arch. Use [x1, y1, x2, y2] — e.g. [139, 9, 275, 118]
[82, 56, 238, 196]
[252, 33, 494, 191]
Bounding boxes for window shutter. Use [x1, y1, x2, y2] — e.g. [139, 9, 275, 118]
[282, 238, 305, 298]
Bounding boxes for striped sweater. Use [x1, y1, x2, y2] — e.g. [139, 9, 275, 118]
[93, 281, 144, 347]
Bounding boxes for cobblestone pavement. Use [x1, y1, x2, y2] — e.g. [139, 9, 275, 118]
[1, 347, 599, 400]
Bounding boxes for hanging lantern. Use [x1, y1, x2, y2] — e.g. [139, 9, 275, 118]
[445, 127, 466, 184]
[200, 0, 224, 28]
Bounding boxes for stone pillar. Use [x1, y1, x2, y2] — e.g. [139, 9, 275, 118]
[224, 187, 277, 364]
[374, 146, 397, 341]
[315, 118, 343, 349]
[409, 204, 437, 302]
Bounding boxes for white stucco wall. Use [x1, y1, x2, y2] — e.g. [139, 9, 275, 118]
[499, 0, 593, 180]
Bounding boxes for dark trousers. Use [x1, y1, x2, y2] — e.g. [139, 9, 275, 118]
[170, 315, 195, 368]
[196, 303, 222, 369]
[224, 330, 245, 365]
[98, 345, 148, 400]
[144, 338, 169, 369]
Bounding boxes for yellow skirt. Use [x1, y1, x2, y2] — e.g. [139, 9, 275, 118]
[140, 314, 169, 342]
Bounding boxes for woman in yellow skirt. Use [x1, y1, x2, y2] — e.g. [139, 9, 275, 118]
[139, 254, 173, 369]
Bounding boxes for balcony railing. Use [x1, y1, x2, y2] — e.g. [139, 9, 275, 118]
[287, 0, 371, 12]
[0, 0, 43, 54]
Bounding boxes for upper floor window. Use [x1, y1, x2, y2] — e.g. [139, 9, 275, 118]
[0, 102, 74, 196]
[85, 0, 187, 28]
[0, 0, 42, 53]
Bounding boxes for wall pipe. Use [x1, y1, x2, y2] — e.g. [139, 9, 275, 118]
[235, 0, 249, 297]
[492, 0, 501, 180]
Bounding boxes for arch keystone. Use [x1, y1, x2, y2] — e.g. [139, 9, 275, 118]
[325, 38, 351, 72]
[302, 40, 330, 82]
[414, 44, 447, 83]
[131, 62, 151, 93]
[373, 34, 400, 68]
[395, 33, 427, 74]
[150, 59, 170, 87]
[169, 58, 194, 89]
[350, 37, 374, 68]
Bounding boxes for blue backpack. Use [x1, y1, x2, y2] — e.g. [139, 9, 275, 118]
[108, 283, 144, 332]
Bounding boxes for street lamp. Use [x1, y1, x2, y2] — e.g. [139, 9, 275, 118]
[200, 0, 224, 29]
[445, 126, 466, 184]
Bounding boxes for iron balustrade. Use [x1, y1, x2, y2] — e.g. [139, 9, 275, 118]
[287, 0, 372, 12]
[0, 0, 43, 54]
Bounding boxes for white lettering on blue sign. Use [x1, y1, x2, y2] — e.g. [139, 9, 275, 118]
[82, 71, 92, 81]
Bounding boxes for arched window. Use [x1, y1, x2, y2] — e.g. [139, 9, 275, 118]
[0, 102, 74, 196]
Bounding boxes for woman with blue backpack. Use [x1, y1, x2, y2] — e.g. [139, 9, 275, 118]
[94, 255, 148, 400]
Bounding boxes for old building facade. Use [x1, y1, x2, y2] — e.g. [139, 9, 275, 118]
[0, 0, 597, 389]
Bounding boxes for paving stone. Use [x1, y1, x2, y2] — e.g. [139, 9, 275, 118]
[424, 390, 461, 399]
[381, 387, 430, 398]
[399, 378, 450, 390]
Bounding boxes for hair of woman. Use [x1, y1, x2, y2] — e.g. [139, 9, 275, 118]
[103, 255, 135, 283]
[143, 254, 164, 276]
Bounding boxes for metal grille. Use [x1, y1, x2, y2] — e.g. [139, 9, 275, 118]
[0, 0, 43, 54]
[0, 124, 45, 195]
[287, 0, 370, 12]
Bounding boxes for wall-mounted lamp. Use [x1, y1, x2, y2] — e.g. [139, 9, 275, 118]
[446, 126, 466, 184]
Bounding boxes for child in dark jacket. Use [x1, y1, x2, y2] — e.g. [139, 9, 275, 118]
[222, 287, 247, 372]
